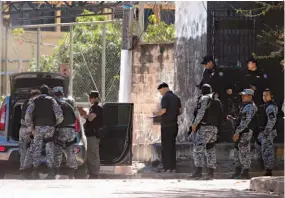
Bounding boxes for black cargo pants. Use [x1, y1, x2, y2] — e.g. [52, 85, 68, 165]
[161, 125, 178, 170]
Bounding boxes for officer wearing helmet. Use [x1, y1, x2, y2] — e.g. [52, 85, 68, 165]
[52, 86, 78, 179]
[228, 89, 258, 179]
[190, 84, 223, 180]
[25, 84, 63, 179]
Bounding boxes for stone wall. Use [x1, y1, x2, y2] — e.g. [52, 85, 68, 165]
[174, 1, 207, 140]
[131, 43, 175, 144]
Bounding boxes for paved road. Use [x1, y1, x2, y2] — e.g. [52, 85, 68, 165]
[0, 179, 281, 198]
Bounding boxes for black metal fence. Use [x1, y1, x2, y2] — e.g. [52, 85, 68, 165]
[207, 9, 256, 68]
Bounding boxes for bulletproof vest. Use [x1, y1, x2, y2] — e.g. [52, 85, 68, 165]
[258, 101, 277, 130]
[21, 99, 30, 120]
[201, 95, 223, 127]
[236, 102, 257, 132]
[57, 99, 76, 127]
[33, 95, 56, 126]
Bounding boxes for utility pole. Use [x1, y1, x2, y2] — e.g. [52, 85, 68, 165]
[118, 1, 134, 103]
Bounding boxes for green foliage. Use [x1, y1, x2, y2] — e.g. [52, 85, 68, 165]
[233, 2, 284, 66]
[29, 10, 122, 102]
[143, 15, 175, 43]
[12, 28, 25, 36]
[28, 55, 59, 72]
[0, 95, 5, 105]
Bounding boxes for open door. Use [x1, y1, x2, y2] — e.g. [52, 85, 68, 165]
[99, 103, 133, 165]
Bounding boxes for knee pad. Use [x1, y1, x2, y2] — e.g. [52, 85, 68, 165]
[206, 142, 215, 150]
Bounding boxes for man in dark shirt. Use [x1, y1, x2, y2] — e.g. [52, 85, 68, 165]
[198, 55, 227, 99]
[153, 83, 182, 172]
[228, 57, 268, 106]
[79, 91, 103, 179]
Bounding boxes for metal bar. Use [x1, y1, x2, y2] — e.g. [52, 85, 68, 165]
[10, 12, 115, 23]
[10, 19, 122, 29]
[3, 2, 123, 15]
[37, 27, 40, 71]
[5, 27, 8, 95]
[69, 25, 73, 96]
[101, 23, 106, 102]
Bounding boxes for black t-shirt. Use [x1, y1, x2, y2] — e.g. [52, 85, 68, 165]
[84, 103, 103, 137]
[198, 66, 227, 96]
[161, 91, 181, 128]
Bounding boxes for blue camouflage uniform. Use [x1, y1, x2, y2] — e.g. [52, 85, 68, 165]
[25, 94, 63, 169]
[53, 87, 78, 170]
[233, 99, 257, 170]
[192, 94, 218, 170]
[19, 100, 34, 171]
[255, 101, 278, 170]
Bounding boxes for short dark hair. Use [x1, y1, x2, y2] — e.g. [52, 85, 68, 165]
[264, 88, 273, 96]
[157, 83, 169, 90]
[31, 90, 41, 97]
[40, 84, 49, 95]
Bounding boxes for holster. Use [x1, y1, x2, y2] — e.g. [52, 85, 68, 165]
[54, 138, 77, 148]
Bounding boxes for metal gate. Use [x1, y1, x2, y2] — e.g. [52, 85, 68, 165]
[207, 9, 256, 67]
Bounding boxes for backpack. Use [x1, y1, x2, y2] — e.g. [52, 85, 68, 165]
[202, 93, 224, 129]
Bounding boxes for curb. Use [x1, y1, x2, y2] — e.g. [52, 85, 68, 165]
[250, 176, 284, 194]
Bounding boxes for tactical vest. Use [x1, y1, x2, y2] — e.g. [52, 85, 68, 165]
[21, 99, 30, 120]
[236, 102, 257, 132]
[258, 101, 277, 131]
[57, 99, 76, 128]
[201, 95, 223, 127]
[33, 96, 56, 126]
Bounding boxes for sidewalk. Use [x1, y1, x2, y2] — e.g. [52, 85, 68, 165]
[250, 176, 284, 195]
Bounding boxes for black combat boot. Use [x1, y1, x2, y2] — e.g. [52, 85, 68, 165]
[189, 167, 203, 179]
[237, 169, 250, 179]
[31, 168, 39, 180]
[204, 168, 214, 180]
[264, 169, 272, 176]
[46, 168, 56, 179]
[68, 168, 75, 179]
[88, 173, 99, 179]
[228, 167, 242, 179]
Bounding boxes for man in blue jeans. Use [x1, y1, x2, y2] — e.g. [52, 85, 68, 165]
[153, 83, 182, 173]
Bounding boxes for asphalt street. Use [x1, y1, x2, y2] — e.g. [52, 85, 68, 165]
[0, 179, 282, 198]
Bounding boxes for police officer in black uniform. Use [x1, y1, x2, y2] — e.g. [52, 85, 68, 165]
[230, 56, 269, 106]
[198, 55, 227, 100]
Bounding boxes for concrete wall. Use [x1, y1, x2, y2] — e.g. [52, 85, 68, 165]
[174, 1, 207, 139]
[131, 43, 175, 144]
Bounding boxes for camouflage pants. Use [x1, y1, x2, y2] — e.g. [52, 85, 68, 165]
[19, 126, 33, 170]
[193, 125, 218, 169]
[255, 131, 277, 169]
[54, 128, 78, 169]
[233, 130, 253, 169]
[32, 126, 55, 168]
[87, 136, 100, 174]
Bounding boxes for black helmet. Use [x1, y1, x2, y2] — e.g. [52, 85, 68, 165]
[201, 84, 212, 95]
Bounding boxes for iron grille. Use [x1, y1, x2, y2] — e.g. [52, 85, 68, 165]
[207, 9, 256, 68]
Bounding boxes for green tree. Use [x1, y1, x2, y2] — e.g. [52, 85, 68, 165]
[234, 2, 284, 66]
[143, 15, 175, 43]
[29, 10, 122, 102]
